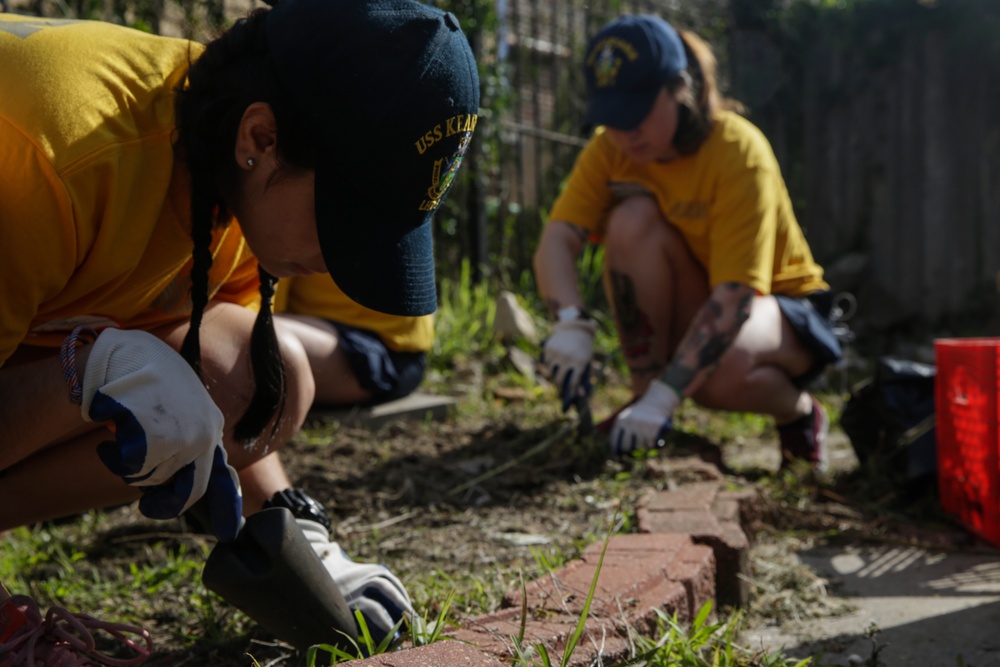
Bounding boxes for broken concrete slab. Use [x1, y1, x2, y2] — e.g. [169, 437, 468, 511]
[308, 392, 456, 429]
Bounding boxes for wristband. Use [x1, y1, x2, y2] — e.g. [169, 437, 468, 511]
[264, 487, 333, 532]
[59, 325, 97, 405]
[662, 381, 683, 401]
[557, 305, 591, 323]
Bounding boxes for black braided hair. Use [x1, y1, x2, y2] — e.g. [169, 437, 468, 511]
[174, 8, 317, 446]
[237, 265, 285, 443]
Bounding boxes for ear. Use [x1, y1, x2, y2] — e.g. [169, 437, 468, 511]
[234, 102, 278, 170]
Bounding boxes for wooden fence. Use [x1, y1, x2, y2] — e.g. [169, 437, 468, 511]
[460, 0, 1000, 330]
[794, 24, 1000, 329]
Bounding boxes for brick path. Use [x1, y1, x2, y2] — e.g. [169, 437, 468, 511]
[342, 481, 759, 666]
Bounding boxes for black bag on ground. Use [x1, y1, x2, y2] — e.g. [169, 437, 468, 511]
[839, 357, 937, 488]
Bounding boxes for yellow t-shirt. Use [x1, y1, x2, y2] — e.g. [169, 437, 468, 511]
[0, 15, 259, 365]
[274, 274, 433, 353]
[548, 110, 827, 297]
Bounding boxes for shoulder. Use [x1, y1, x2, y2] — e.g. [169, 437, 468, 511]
[584, 127, 618, 156]
[707, 111, 778, 170]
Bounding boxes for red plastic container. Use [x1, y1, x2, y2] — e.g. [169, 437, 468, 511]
[934, 338, 1000, 547]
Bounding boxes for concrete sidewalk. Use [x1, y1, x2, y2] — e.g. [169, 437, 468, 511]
[746, 542, 1000, 666]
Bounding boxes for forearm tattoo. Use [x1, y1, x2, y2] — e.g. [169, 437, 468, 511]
[661, 283, 753, 394]
[610, 270, 658, 377]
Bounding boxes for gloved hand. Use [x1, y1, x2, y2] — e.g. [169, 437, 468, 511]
[610, 379, 681, 456]
[539, 317, 597, 411]
[298, 518, 414, 646]
[81, 328, 242, 542]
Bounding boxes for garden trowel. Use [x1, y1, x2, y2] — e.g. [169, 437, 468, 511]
[189, 500, 358, 652]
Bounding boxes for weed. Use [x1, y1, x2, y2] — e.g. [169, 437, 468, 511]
[620, 602, 811, 667]
[304, 593, 459, 666]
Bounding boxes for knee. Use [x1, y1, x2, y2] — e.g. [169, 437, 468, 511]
[603, 197, 678, 260]
[228, 327, 314, 468]
[273, 326, 315, 443]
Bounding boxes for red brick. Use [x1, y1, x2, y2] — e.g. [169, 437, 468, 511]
[338, 641, 504, 666]
[617, 578, 689, 634]
[579, 532, 693, 558]
[712, 497, 742, 523]
[716, 488, 760, 541]
[636, 507, 722, 534]
[449, 608, 529, 658]
[637, 483, 719, 512]
[670, 541, 717, 619]
[636, 488, 753, 608]
[581, 534, 714, 622]
[449, 608, 632, 666]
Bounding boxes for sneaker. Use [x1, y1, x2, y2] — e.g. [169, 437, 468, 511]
[778, 395, 829, 473]
[0, 595, 152, 667]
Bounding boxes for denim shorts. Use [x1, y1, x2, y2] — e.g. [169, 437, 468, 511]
[774, 290, 843, 388]
[328, 322, 427, 406]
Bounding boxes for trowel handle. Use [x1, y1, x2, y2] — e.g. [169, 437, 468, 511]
[186, 496, 246, 542]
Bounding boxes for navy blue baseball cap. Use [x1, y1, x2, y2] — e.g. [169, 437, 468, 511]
[266, 0, 480, 316]
[583, 15, 687, 131]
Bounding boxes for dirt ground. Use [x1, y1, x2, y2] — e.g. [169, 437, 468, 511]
[34, 371, 973, 667]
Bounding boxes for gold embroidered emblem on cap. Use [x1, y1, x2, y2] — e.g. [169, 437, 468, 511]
[419, 130, 474, 212]
[414, 113, 479, 155]
[586, 37, 639, 88]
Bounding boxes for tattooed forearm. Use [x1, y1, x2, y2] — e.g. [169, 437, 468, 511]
[660, 283, 753, 395]
[661, 362, 696, 392]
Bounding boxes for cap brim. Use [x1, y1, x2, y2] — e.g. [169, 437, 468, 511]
[584, 89, 659, 131]
[314, 166, 438, 317]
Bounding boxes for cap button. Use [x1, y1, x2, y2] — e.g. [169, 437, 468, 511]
[444, 11, 460, 30]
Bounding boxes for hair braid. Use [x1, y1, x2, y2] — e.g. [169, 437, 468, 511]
[233, 266, 286, 443]
[179, 194, 216, 376]
[175, 9, 312, 447]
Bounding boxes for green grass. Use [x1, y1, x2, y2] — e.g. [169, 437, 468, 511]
[623, 602, 812, 667]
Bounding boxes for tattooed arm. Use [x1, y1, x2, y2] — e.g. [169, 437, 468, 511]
[533, 221, 591, 316]
[609, 282, 754, 454]
[660, 282, 754, 397]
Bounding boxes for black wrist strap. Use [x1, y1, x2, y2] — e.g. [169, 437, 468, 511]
[263, 487, 333, 532]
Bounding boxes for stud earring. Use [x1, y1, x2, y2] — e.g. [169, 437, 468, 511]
[247, 158, 256, 167]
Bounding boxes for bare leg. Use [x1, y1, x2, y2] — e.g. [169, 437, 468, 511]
[598, 197, 817, 424]
[694, 295, 815, 423]
[601, 196, 709, 396]
[274, 315, 374, 405]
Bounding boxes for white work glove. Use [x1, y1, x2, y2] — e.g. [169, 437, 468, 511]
[81, 328, 242, 542]
[298, 519, 414, 645]
[540, 317, 597, 411]
[610, 379, 681, 456]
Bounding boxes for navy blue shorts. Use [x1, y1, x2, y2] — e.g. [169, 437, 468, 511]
[774, 290, 843, 388]
[328, 322, 427, 406]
